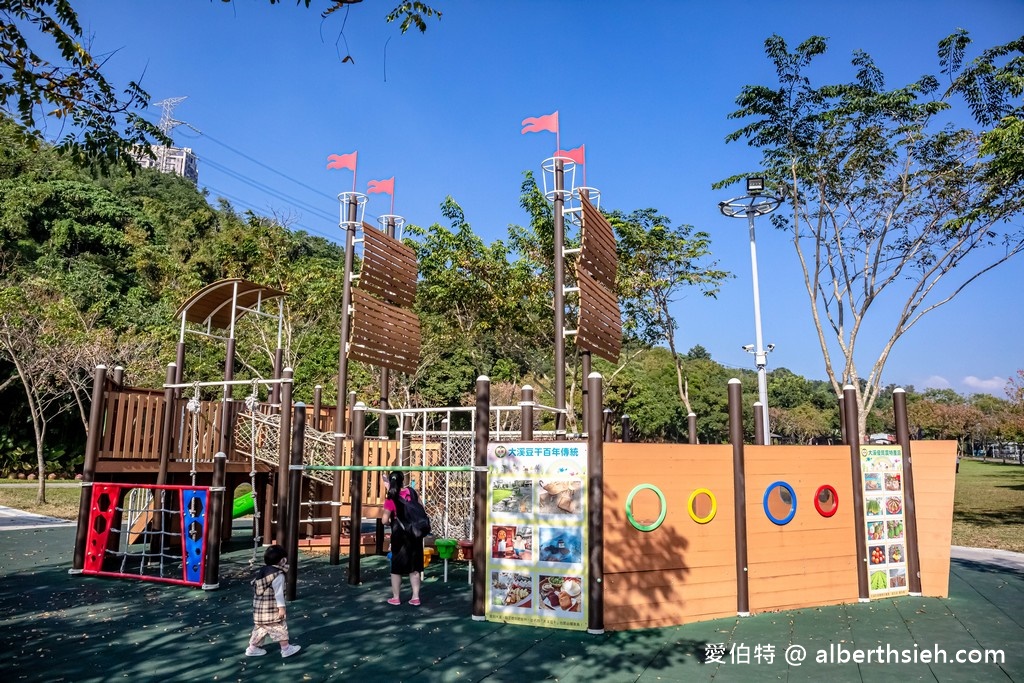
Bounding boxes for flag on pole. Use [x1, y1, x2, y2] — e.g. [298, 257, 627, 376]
[521, 111, 559, 134]
[326, 151, 357, 170]
[555, 144, 585, 166]
[367, 177, 395, 195]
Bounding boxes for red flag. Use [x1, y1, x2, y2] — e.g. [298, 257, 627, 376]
[326, 151, 357, 170]
[521, 111, 559, 134]
[366, 177, 395, 195]
[555, 144, 585, 166]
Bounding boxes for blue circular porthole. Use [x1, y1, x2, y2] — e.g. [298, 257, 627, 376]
[763, 481, 797, 525]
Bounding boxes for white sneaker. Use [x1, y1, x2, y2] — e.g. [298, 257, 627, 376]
[245, 646, 266, 657]
[281, 644, 301, 658]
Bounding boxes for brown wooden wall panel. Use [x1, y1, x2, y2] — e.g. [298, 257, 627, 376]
[577, 268, 621, 362]
[99, 391, 166, 461]
[603, 443, 738, 630]
[360, 224, 418, 308]
[578, 195, 617, 289]
[744, 445, 860, 612]
[350, 289, 421, 374]
[905, 440, 956, 597]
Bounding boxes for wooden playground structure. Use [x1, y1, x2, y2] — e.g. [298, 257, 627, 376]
[67, 155, 957, 633]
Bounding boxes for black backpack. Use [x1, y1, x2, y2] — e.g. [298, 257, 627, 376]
[395, 488, 432, 539]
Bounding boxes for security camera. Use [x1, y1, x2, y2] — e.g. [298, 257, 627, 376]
[742, 344, 755, 352]
[767, 343, 775, 352]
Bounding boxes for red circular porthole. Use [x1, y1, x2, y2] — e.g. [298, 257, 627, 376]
[814, 484, 839, 517]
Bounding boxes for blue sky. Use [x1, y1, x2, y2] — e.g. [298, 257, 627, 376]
[61, 0, 1023, 397]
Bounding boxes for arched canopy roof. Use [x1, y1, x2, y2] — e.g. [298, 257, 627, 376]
[175, 278, 286, 331]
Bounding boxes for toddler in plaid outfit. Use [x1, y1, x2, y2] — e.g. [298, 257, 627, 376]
[246, 545, 301, 658]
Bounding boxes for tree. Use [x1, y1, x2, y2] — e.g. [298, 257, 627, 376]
[720, 33, 1024, 441]
[1, 0, 439, 164]
[610, 208, 729, 425]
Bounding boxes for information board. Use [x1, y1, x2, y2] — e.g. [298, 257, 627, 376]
[861, 444, 909, 599]
[485, 442, 588, 630]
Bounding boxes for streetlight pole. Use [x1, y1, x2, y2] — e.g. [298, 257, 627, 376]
[720, 178, 781, 443]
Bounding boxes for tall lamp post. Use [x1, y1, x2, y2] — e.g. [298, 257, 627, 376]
[720, 177, 781, 443]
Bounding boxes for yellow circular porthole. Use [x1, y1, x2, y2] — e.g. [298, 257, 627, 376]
[688, 488, 717, 524]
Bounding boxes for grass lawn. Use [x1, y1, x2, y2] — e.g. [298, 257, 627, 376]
[0, 480, 81, 520]
[3, 463, 1023, 554]
[952, 458, 1024, 553]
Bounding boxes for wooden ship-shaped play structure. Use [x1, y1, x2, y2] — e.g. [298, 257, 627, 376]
[68, 146, 958, 633]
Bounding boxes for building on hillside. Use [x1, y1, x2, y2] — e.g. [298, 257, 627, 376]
[132, 145, 199, 183]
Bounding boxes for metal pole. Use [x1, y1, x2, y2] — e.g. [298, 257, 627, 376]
[747, 210, 770, 442]
[331, 196, 357, 558]
[553, 161, 567, 434]
[687, 412, 697, 445]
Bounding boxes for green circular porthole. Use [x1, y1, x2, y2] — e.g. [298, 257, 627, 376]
[625, 484, 667, 532]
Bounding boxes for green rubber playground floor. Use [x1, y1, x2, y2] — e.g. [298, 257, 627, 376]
[0, 524, 1021, 682]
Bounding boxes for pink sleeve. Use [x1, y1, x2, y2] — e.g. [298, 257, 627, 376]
[384, 499, 396, 513]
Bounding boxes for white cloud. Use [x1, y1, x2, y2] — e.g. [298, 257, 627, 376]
[962, 375, 1006, 392]
[922, 375, 950, 389]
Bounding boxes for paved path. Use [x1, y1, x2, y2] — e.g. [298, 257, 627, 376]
[0, 525, 1021, 682]
[0, 505, 75, 531]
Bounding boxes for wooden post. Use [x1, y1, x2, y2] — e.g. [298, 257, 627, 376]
[520, 385, 534, 441]
[688, 412, 697, 445]
[347, 402, 366, 585]
[312, 385, 323, 431]
[893, 388, 923, 596]
[753, 402, 765, 445]
[586, 372, 604, 634]
[728, 379, 750, 616]
[274, 368, 294, 546]
[838, 394, 847, 444]
[202, 452, 227, 590]
[156, 363, 177, 487]
[844, 385, 870, 601]
[71, 365, 107, 574]
[471, 376, 490, 620]
[286, 403, 306, 600]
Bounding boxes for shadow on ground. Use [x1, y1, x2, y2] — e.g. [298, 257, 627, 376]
[1, 525, 1022, 682]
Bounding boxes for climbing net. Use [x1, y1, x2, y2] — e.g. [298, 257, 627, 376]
[81, 482, 210, 587]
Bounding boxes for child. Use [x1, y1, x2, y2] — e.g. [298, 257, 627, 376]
[246, 545, 301, 658]
[512, 534, 526, 559]
[382, 471, 424, 605]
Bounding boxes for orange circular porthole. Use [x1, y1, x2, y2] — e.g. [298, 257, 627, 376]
[814, 484, 839, 517]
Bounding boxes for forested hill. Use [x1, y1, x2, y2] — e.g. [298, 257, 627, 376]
[0, 117, 1016, 479]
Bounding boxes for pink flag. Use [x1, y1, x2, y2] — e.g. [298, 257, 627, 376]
[367, 177, 395, 195]
[521, 111, 559, 134]
[326, 151, 357, 170]
[555, 144, 585, 166]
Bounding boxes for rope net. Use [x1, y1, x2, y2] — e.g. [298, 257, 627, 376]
[82, 483, 209, 587]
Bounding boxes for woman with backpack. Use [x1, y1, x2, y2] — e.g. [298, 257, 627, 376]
[382, 470, 424, 605]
